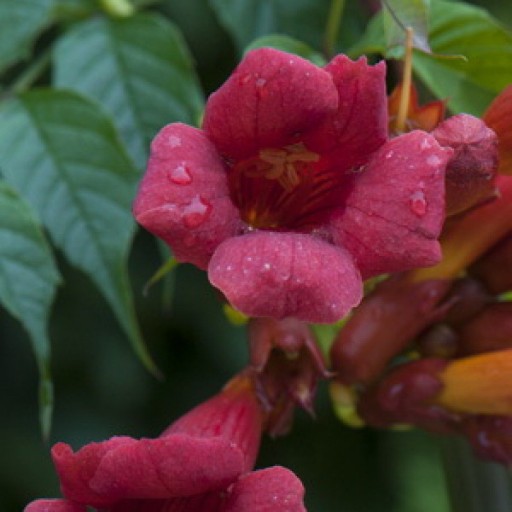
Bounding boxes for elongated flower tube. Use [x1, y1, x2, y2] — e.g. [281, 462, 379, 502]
[134, 48, 449, 323]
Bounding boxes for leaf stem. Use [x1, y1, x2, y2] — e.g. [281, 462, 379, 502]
[439, 436, 512, 512]
[395, 27, 414, 134]
[324, 0, 345, 58]
[8, 49, 52, 96]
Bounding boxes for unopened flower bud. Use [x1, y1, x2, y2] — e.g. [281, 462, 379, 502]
[483, 84, 512, 175]
[442, 277, 491, 326]
[417, 324, 459, 358]
[469, 234, 512, 294]
[357, 358, 458, 433]
[455, 302, 512, 355]
[432, 114, 498, 216]
[330, 275, 452, 385]
[435, 349, 512, 415]
[462, 415, 512, 465]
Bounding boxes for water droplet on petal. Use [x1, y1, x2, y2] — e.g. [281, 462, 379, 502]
[420, 138, 432, 150]
[239, 73, 252, 85]
[410, 190, 427, 216]
[182, 196, 211, 228]
[427, 154, 442, 167]
[385, 150, 394, 159]
[169, 163, 192, 185]
[168, 135, 182, 148]
[255, 78, 266, 87]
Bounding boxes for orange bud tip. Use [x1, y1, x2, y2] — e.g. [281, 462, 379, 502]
[436, 349, 512, 415]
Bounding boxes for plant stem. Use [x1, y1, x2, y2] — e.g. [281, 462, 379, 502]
[395, 27, 414, 133]
[439, 436, 512, 512]
[324, 0, 345, 58]
[9, 49, 52, 96]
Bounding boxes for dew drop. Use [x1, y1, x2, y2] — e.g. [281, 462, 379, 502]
[169, 163, 192, 185]
[427, 154, 442, 167]
[420, 138, 432, 150]
[182, 196, 211, 228]
[410, 190, 427, 216]
[239, 73, 252, 85]
[255, 77, 266, 87]
[385, 150, 394, 159]
[168, 135, 182, 148]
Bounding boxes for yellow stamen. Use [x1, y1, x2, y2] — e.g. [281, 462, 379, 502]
[257, 144, 320, 190]
[435, 349, 512, 415]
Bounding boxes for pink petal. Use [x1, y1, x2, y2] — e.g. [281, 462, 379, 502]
[163, 374, 262, 473]
[223, 466, 307, 512]
[332, 131, 450, 278]
[303, 55, 387, 170]
[133, 123, 242, 269]
[52, 435, 245, 507]
[202, 48, 339, 160]
[208, 232, 362, 323]
[24, 500, 86, 512]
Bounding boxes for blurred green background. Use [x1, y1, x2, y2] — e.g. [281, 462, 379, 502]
[1, 0, 511, 511]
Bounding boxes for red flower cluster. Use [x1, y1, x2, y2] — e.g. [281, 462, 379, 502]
[134, 48, 450, 323]
[330, 84, 512, 464]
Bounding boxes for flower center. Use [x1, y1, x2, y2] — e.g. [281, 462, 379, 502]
[229, 143, 351, 231]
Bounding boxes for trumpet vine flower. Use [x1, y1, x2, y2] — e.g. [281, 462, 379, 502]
[134, 48, 450, 323]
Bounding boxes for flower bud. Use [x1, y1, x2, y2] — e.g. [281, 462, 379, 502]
[432, 114, 498, 216]
[435, 349, 512, 415]
[357, 358, 458, 433]
[462, 415, 512, 465]
[469, 234, 512, 294]
[455, 303, 512, 356]
[330, 275, 452, 385]
[484, 84, 512, 175]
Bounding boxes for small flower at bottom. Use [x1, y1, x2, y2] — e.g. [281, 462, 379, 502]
[24, 375, 307, 511]
[133, 48, 450, 323]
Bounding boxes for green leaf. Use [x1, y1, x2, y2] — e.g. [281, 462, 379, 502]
[54, 12, 204, 169]
[244, 34, 326, 65]
[381, 0, 431, 53]
[352, 0, 512, 115]
[0, 89, 159, 376]
[0, 0, 55, 72]
[209, 0, 324, 52]
[0, 181, 60, 437]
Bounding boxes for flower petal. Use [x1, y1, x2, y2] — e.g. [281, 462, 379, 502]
[332, 131, 450, 278]
[133, 123, 242, 269]
[52, 435, 245, 507]
[24, 500, 86, 512]
[303, 55, 387, 170]
[223, 466, 307, 512]
[208, 232, 362, 323]
[202, 48, 339, 160]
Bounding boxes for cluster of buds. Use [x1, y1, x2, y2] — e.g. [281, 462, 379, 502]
[330, 83, 512, 464]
